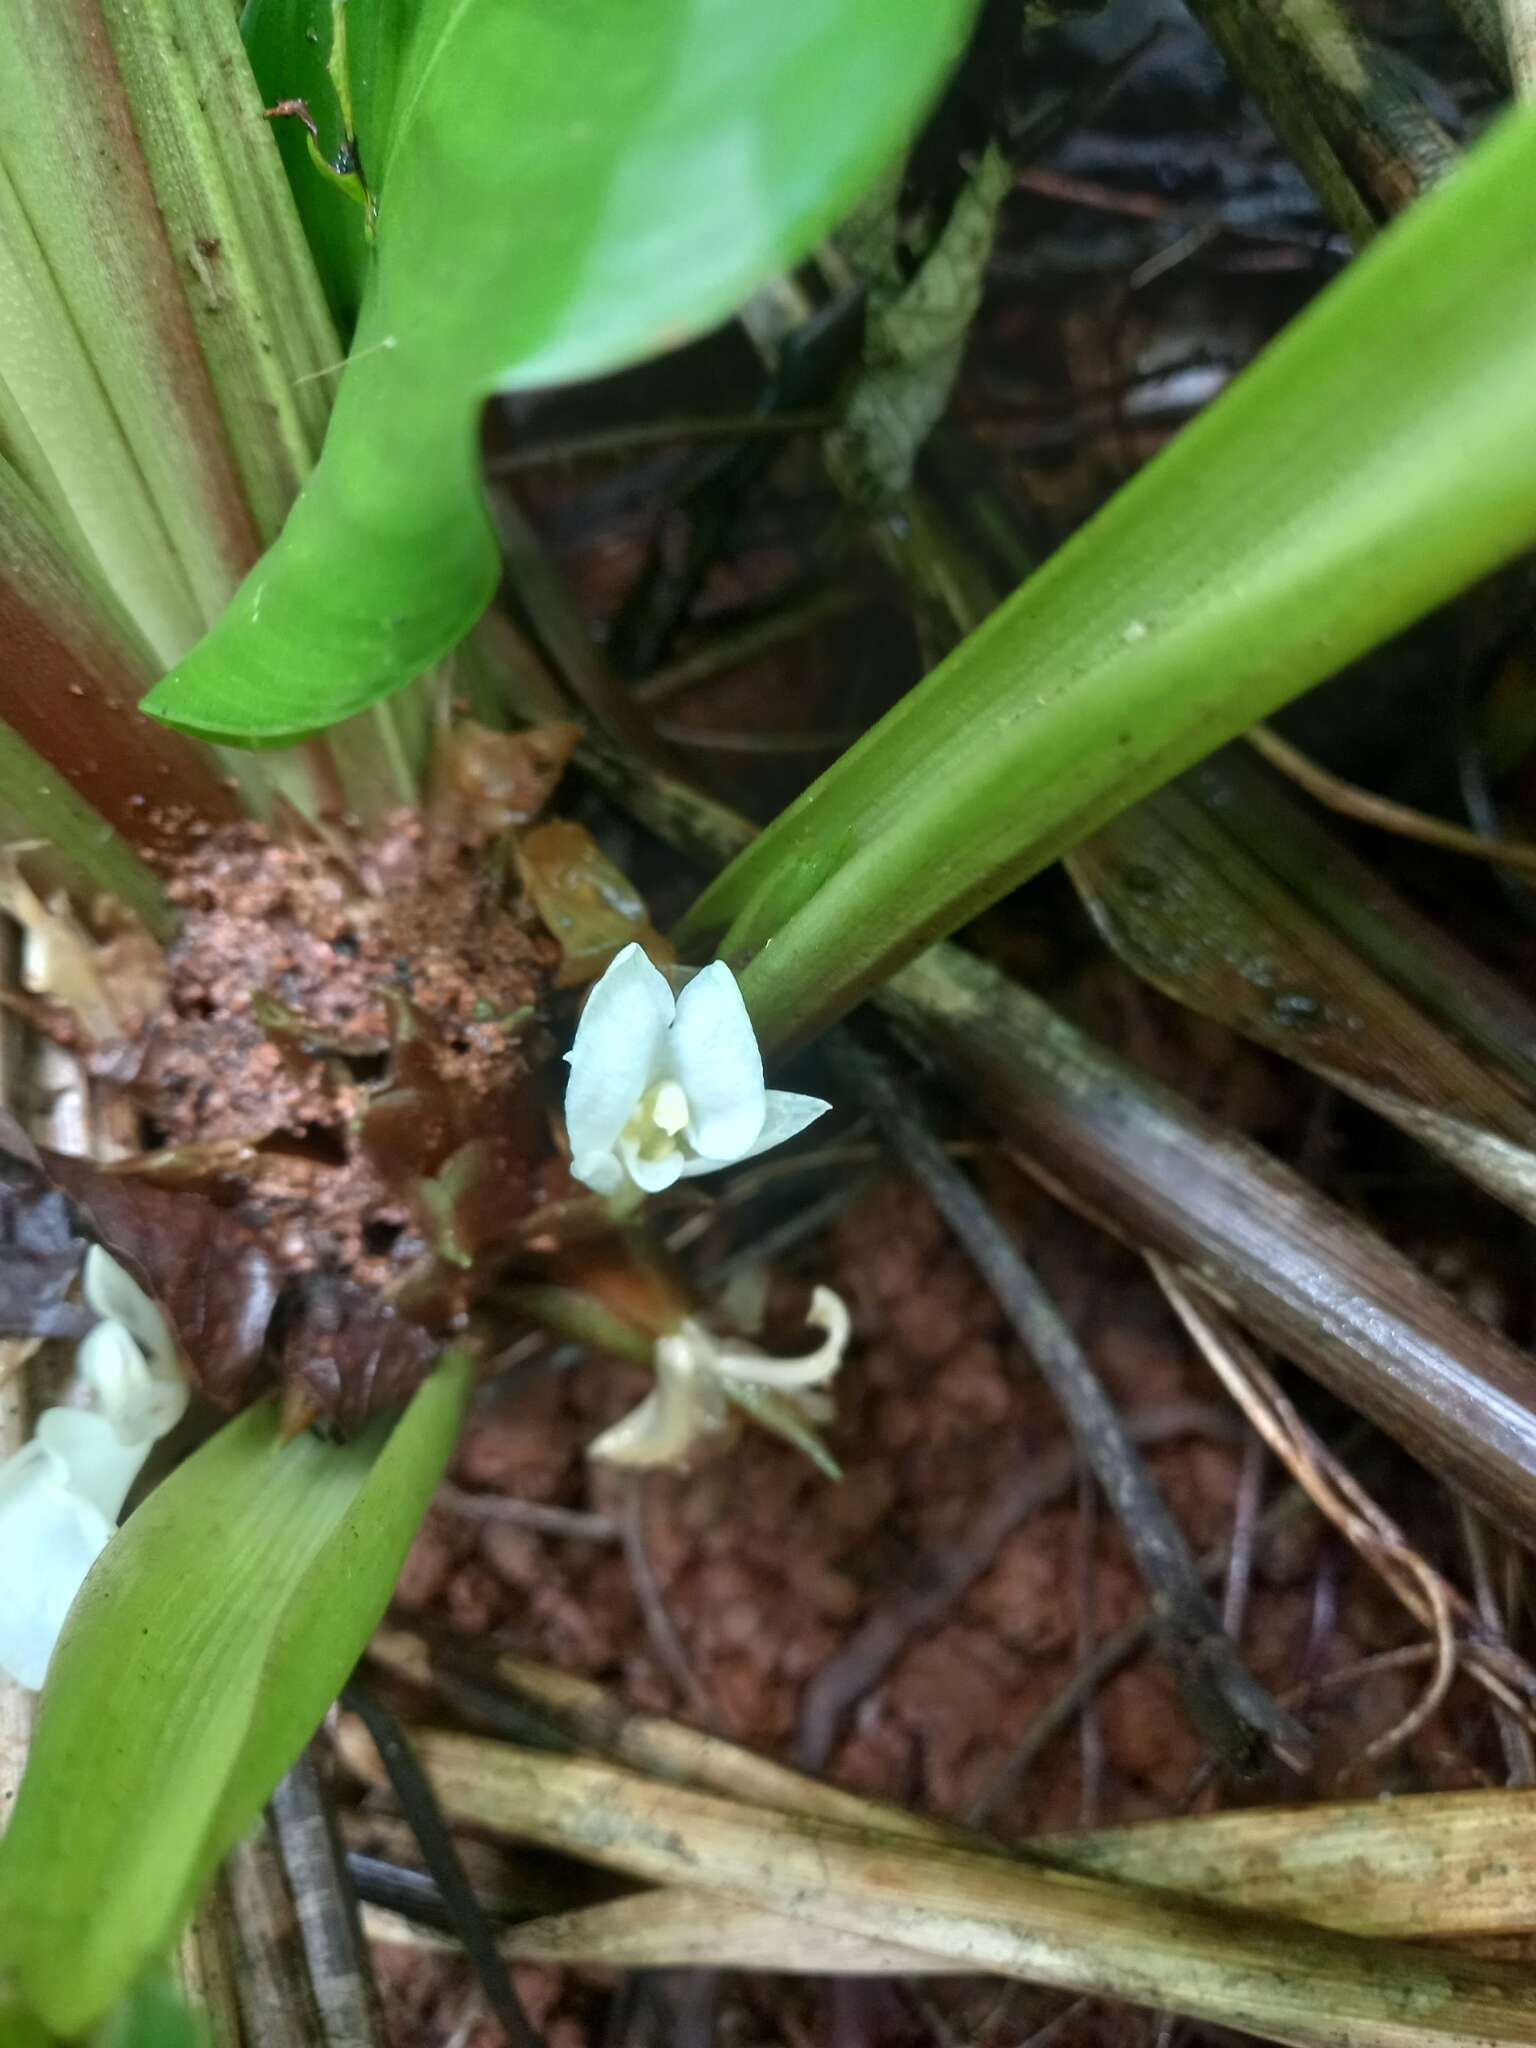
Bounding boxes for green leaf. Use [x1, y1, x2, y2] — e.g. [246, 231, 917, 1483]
[675, 109, 1536, 1050]
[143, 0, 976, 745]
[0, 1353, 472, 2039]
[91, 1975, 207, 2048]
[825, 141, 1013, 509]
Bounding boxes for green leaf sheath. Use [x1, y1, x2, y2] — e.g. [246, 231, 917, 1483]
[144, 0, 976, 745]
[0, 460, 241, 863]
[0, 1353, 472, 2038]
[94, 0, 341, 547]
[674, 109, 1536, 1050]
[0, 0, 260, 660]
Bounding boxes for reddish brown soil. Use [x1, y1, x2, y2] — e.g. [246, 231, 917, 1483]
[377, 1148, 1493, 2048]
[137, 819, 559, 1290]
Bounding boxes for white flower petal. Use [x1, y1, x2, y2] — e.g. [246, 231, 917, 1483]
[588, 1338, 712, 1466]
[0, 1430, 118, 1689]
[711, 1285, 851, 1390]
[83, 1246, 175, 1374]
[670, 963, 765, 1161]
[616, 1129, 687, 1195]
[676, 1088, 829, 1177]
[570, 1147, 626, 1198]
[565, 944, 675, 1172]
[77, 1319, 186, 1445]
[33, 1406, 152, 1523]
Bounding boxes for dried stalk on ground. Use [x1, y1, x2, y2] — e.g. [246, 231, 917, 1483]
[1150, 1267, 1536, 1758]
[793, 1398, 1237, 1773]
[828, 1029, 1303, 1775]
[269, 1747, 387, 2048]
[339, 1721, 1536, 2048]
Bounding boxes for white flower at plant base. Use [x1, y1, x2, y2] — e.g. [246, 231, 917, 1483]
[588, 1285, 851, 1468]
[0, 1247, 188, 1690]
[564, 944, 829, 1199]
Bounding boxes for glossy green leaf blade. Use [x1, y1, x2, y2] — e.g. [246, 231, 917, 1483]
[0, 1353, 471, 2038]
[675, 109, 1536, 1049]
[239, 0, 411, 331]
[144, 0, 975, 744]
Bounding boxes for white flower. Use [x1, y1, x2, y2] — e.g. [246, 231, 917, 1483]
[0, 1248, 187, 1689]
[564, 944, 829, 1198]
[589, 1284, 850, 1468]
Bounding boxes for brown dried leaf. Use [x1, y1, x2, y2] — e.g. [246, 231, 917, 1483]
[516, 820, 673, 987]
[40, 1148, 279, 1410]
[358, 1030, 463, 1186]
[1068, 771, 1536, 1223]
[276, 1271, 437, 1434]
[358, 1001, 548, 1266]
[428, 719, 582, 838]
[0, 853, 167, 1048]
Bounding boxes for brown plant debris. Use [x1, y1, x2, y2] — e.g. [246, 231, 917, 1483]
[5, 742, 617, 1426]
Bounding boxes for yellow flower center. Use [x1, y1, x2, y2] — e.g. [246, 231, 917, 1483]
[624, 1078, 691, 1163]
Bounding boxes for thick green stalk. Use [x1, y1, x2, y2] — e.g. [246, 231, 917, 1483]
[0, 151, 203, 665]
[95, 0, 340, 546]
[679, 110, 1536, 1050]
[0, 0, 261, 644]
[0, 727, 171, 938]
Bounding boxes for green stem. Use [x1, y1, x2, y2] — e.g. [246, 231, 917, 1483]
[503, 1286, 658, 1369]
[0, 727, 171, 937]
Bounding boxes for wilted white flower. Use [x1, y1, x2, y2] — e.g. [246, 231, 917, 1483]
[589, 1284, 850, 1468]
[0, 1248, 187, 1689]
[564, 944, 829, 1199]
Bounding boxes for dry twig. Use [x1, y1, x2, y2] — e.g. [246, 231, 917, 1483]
[269, 1747, 387, 2048]
[620, 1471, 721, 1730]
[433, 1488, 619, 1544]
[1248, 724, 1536, 873]
[829, 1030, 1307, 1775]
[795, 1400, 1237, 1772]
[1151, 1261, 1536, 1751]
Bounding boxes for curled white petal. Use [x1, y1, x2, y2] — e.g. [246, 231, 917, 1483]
[77, 1318, 186, 1446]
[83, 1245, 175, 1372]
[587, 1331, 727, 1467]
[79, 1248, 188, 1444]
[710, 1287, 851, 1390]
[614, 1126, 688, 1195]
[586, 1290, 851, 1469]
[0, 1251, 190, 1690]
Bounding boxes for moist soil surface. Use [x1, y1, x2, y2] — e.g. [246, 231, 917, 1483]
[374, 1079, 1496, 2047]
